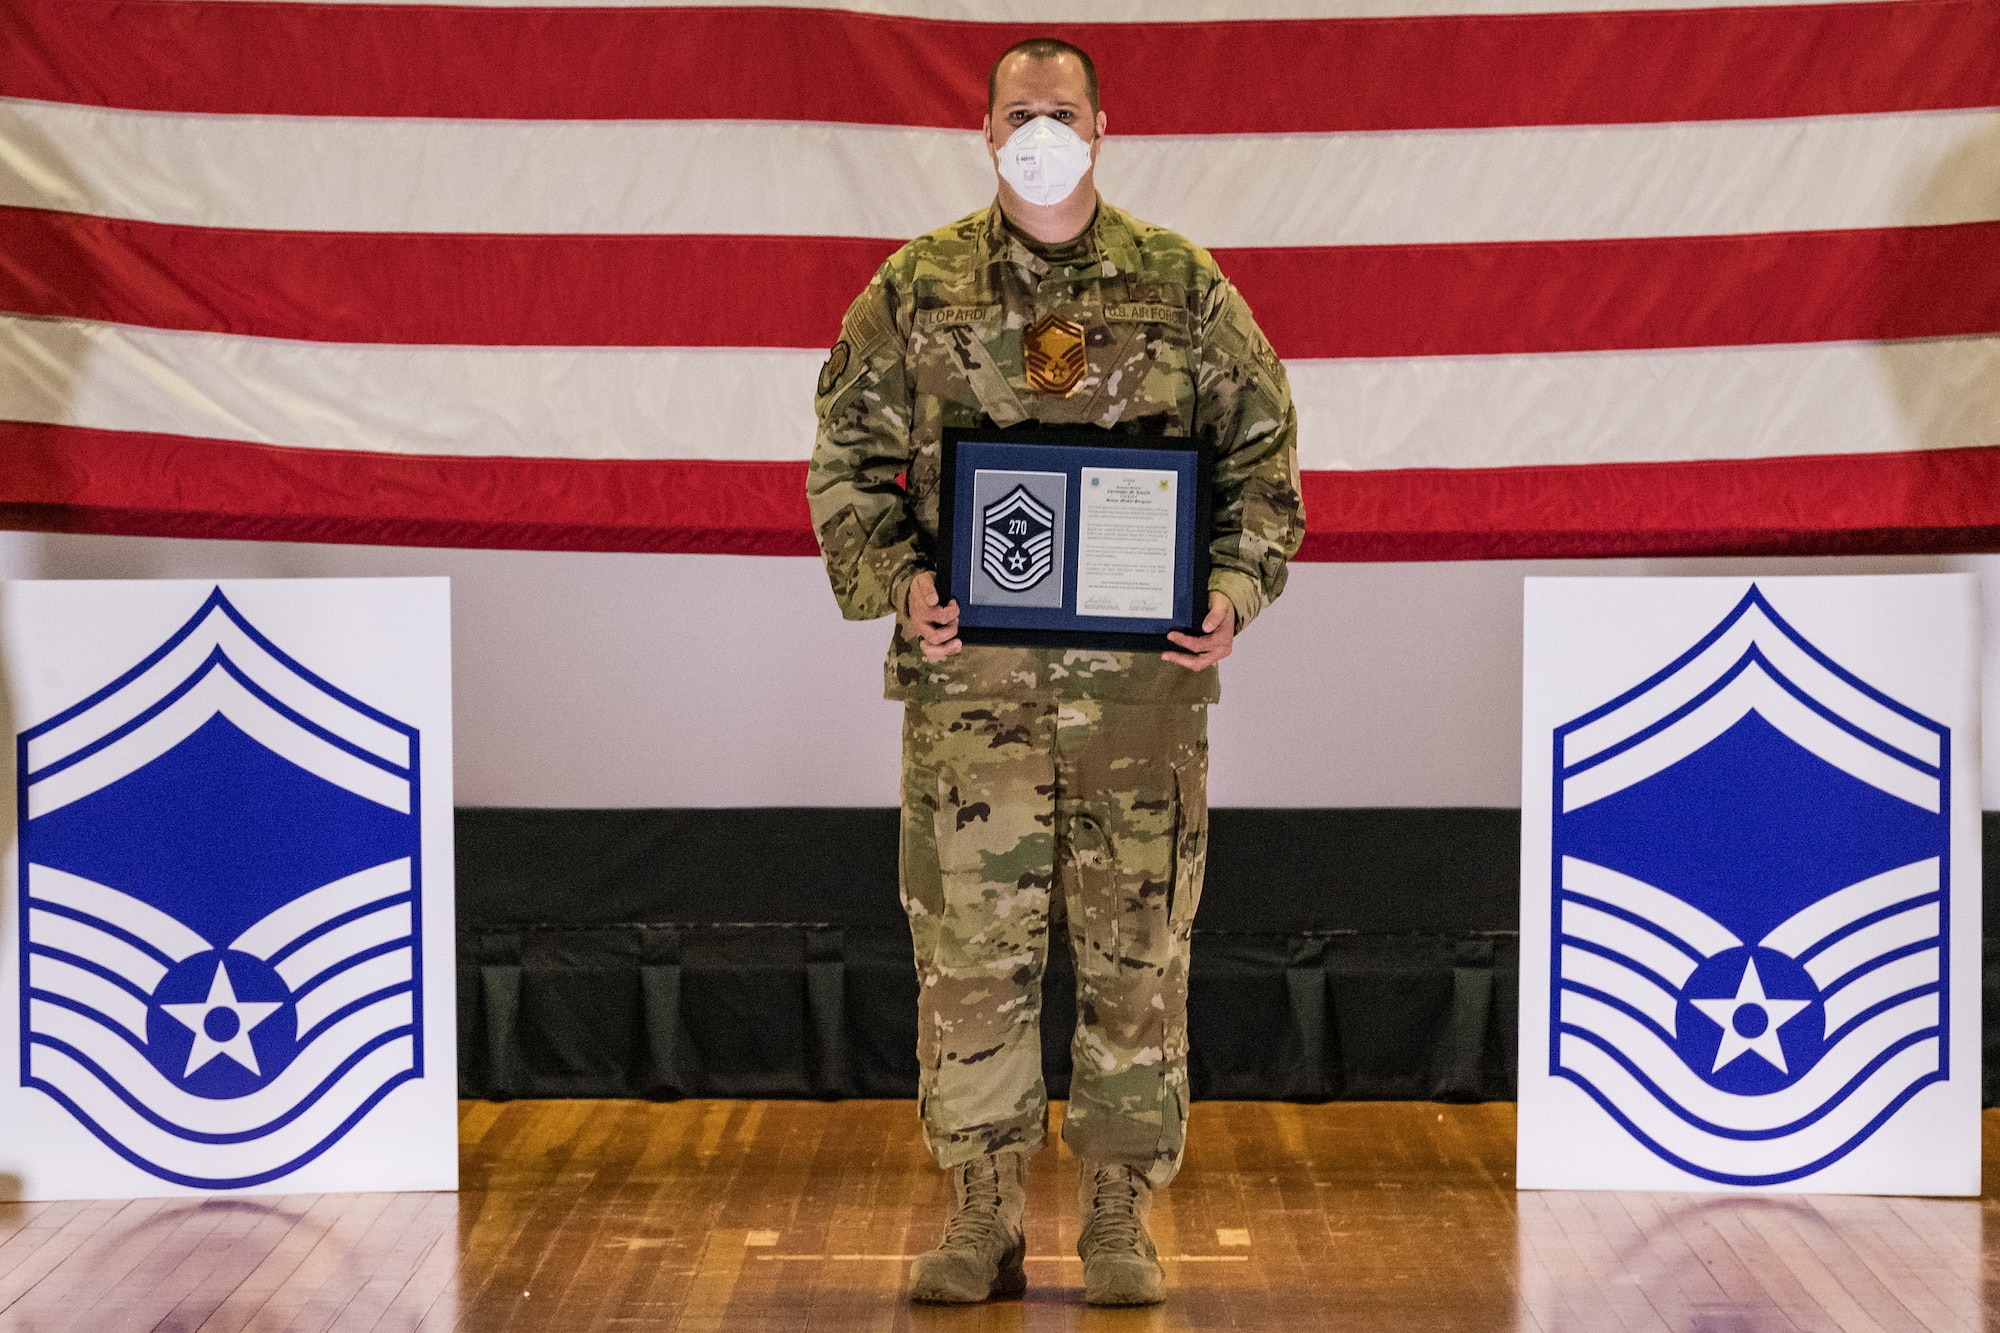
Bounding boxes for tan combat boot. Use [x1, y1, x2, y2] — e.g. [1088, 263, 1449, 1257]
[1077, 1161, 1166, 1306]
[908, 1152, 1027, 1303]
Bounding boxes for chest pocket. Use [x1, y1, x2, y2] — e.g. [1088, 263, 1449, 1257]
[1088, 301, 1198, 432]
[910, 305, 1031, 428]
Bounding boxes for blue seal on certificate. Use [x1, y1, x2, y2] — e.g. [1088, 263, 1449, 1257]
[937, 425, 1213, 650]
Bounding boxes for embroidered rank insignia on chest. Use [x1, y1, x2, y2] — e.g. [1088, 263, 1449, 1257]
[1023, 314, 1087, 397]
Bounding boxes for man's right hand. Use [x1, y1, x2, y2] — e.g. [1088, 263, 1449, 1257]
[906, 571, 962, 661]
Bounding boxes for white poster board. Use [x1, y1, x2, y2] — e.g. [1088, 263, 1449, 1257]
[0, 579, 456, 1200]
[1518, 576, 1980, 1195]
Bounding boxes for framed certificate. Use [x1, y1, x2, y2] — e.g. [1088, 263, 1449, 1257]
[937, 424, 1213, 650]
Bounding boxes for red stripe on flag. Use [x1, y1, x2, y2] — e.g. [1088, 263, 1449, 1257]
[7, 422, 2000, 561]
[1299, 450, 2000, 560]
[7, 207, 1997, 356]
[3, 0, 1995, 130]
[1222, 226, 2000, 356]
[0, 422, 822, 555]
[0, 210, 897, 349]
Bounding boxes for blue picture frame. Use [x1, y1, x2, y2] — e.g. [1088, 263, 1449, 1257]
[938, 425, 1213, 650]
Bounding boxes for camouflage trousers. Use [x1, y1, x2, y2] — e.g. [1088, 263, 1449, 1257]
[899, 698, 1208, 1188]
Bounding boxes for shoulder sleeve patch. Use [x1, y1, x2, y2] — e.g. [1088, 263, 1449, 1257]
[1254, 338, 1285, 386]
[816, 339, 852, 398]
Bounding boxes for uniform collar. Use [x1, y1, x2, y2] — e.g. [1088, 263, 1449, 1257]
[980, 199, 1136, 279]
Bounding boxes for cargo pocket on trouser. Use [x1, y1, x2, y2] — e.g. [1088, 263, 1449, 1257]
[1151, 716, 1209, 1185]
[1169, 740, 1210, 933]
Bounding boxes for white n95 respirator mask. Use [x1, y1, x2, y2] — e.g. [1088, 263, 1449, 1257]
[994, 115, 1094, 207]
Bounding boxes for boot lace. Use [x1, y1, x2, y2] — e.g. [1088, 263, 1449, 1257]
[940, 1159, 1010, 1252]
[1081, 1166, 1147, 1252]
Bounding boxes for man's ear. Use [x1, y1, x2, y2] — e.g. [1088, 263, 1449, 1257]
[1094, 109, 1107, 142]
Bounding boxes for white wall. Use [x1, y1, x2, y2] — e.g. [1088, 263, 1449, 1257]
[0, 531, 1992, 808]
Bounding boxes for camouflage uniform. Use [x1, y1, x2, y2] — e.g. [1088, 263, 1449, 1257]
[809, 202, 1303, 1186]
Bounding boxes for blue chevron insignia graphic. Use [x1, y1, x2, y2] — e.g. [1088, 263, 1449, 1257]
[1550, 585, 1949, 1186]
[17, 589, 423, 1189]
[980, 485, 1058, 593]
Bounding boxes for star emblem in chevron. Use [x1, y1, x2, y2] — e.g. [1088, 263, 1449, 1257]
[0, 580, 456, 1199]
[1518, 577, 1980, 1195]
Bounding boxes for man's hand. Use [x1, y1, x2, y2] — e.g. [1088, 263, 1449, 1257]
[907, 570, 962, 661]
[1163, 591, 1236, 670]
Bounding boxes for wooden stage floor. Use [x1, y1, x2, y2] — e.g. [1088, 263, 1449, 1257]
[1, 1099, 1993, 1331]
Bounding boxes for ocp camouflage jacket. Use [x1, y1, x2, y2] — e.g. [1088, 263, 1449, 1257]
[808, 201, 1304, 703]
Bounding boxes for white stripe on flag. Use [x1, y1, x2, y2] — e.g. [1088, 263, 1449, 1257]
[8, 314, 2000, 471]
[5, 99, 1995, 243]
[0, 314, 821, 461]
[1299, 336, 2000, 471]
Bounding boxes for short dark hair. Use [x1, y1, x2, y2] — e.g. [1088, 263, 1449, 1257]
[987, 38, 1099, 116]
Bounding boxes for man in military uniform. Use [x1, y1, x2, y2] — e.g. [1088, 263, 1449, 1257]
[808, 37, 1303, 1307]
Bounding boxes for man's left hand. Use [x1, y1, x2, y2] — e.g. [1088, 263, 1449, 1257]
[1163, 592, 1236, 670]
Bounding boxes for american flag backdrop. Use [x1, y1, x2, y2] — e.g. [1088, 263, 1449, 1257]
[1, 0, 1997, 560]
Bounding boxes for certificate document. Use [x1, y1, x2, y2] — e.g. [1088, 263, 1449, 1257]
[1076, 467, 1179, 619]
